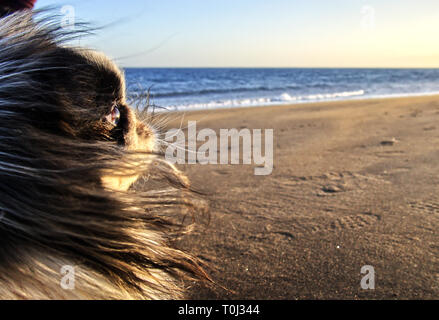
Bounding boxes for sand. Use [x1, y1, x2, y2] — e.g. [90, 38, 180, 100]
[164, 95, 439, 299]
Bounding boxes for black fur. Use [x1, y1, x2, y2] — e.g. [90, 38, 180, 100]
[0, 9, 209, 299]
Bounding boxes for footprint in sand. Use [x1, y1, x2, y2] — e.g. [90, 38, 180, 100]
[321, 183, 348, 194]
[212, 169, 230, 176]
[380, 137, 399, 146]
[270, 212, 381, 241]
[317, 171, 389, 196]
[409, 200, 439, 215]
[276, 171, 390, 197]
[329, 212, 381, 231]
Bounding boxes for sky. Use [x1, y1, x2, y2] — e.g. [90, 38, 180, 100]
[35, 0, 439, 68]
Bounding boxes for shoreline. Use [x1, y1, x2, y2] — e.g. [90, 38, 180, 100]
[159, 92, 439, 114]
[165, 93, 439, 118]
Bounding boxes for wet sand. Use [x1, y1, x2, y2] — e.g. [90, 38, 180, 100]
[166, 95, 439, 299]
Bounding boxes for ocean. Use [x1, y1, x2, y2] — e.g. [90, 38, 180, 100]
[124, 68, 439, 111]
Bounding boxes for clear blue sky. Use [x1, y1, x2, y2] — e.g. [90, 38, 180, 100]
[36, 0, 439, 68]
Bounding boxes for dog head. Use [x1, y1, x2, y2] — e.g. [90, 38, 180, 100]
[0, 10, 208, 299]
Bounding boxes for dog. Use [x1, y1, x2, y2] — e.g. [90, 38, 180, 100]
[0, 9, 209, 299]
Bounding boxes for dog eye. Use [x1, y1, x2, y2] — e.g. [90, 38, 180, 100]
[105, 107, 120, 126]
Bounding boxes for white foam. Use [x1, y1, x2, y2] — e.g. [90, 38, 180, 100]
[157, 89, 439, 112]
[280, 93, 297, 101]
[163, 90, 365, 111]
[303, 90, 365, 100]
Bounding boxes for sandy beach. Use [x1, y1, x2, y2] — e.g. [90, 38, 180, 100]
[162, 95, 439, 299]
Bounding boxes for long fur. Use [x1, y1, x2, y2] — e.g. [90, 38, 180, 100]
[0, 10, 209, 299]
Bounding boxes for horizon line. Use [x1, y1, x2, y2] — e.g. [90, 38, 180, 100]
[121, 66, 439, 69]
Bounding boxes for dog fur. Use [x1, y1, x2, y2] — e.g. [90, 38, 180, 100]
[0, 10, 209, 299]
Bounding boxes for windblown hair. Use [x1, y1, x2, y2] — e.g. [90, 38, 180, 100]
[0, 10, 209, 299]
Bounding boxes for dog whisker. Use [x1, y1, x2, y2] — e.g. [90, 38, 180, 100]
[0, 9, 212, 300]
